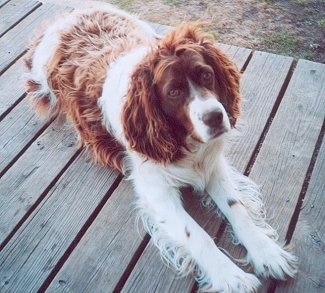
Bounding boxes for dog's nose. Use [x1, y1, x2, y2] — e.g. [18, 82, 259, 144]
[202, 110, 223, 128]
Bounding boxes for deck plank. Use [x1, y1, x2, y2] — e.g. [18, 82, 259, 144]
[0, 0, 41, 37]
[0, 3, 71, 74]
[0, 154, 119, 292]
[0, 0, 10, 8]
[228, 51, 294, 171]
[276, 137, 325, 292]
[250, 59, 325, 232]
[121, 51, 294, 292]
[0, 58, 27, 119]
[0, 97, 46, 175]
[0, 121, 78, 243]
[47, 180, 148, 292]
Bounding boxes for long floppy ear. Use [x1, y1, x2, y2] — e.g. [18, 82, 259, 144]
[200, 41, 242, 127]
[122, 61, 183, 164]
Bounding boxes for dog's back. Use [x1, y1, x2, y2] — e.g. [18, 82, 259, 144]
[24, 7, 156, 171]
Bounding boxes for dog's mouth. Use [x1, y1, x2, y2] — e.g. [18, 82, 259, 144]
[209, 126, 228, 139]
[189, 127, 228, 144]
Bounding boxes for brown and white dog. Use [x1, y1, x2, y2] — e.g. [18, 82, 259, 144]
[25, 4, 298, 292]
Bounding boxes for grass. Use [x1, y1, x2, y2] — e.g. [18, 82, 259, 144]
[264, 31, 317, 60]
[266, 32, 300, 53]
[317, 19, 325, 27]
[106, 0, 134, 10]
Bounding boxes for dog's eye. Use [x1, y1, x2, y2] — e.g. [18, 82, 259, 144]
[168, 89, 181, 98]
[202, 71, 213, 82]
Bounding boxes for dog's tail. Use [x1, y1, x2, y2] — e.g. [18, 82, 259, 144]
[24, 28, 61, 120]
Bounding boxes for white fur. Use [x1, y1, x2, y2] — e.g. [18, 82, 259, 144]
[30, 5, 298, 292]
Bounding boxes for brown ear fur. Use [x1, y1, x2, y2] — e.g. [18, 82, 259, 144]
[122, 61, 184, 164]
[200, 41, 241, 127]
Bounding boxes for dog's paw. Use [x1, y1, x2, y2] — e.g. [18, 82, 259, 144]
[247, 237, 298, 280]
[198, 265, 261, 293]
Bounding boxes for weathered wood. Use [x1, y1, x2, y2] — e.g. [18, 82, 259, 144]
[250, 59, 325, 230]
[47, 180, 147, 292]
[217, 43, 251, 71]
[276, 137, 325, 292]
[0, 0, 41, 37]
[122, 242, 194, 293]
[227, 51, 294, 171]
[0, 97, 46, 174]
[0, 0, 10, 8]
[0, 120, 78, 243]
[0, 58, 26, 119]
[0, 3, 71, 74]
[0, 153, 119, 292]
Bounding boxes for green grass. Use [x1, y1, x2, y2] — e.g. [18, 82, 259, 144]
[264, 31, 316, 60]
[105, 0, 134, 10]
[266, 32, 300, 54]
[317, 19, 325, 28]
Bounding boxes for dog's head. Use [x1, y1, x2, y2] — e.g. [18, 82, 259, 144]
[122, 23, 241, 163]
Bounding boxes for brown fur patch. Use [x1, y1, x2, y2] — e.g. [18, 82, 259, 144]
[25, 10, 153, 172]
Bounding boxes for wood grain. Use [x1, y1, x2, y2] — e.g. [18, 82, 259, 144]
[276, 134, 325, 292]
[227, 51, 294, 172]
[0, 0, 41, 37]
[0, 121, 78, 243]
[0, 154, 119, 292]
[0, 98, 46, 174]
[0, 58, 26, 118]
[0, 3, 71, 73]
[47, 180, 148, 292]
[249, 60, 325, 234]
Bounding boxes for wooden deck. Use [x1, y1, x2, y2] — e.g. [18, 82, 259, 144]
[0, 1, 324, 292]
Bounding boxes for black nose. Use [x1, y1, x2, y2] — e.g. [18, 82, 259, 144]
[202, 110, 223, 128]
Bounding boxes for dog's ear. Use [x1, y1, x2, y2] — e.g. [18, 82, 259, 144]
[200, 41, 242, 127]
[122, 61, 183, 164]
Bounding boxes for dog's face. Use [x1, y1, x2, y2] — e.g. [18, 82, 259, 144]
[122, 24, 241, 163]
[155, 48, 231, 143]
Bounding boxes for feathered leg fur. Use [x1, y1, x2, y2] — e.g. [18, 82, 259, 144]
[206, 155, 298, 279]
[131, 161, 261, 293]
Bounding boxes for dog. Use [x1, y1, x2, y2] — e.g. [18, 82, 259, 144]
[24, 4, 298, 292]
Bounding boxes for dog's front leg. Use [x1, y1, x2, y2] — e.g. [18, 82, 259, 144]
[132, 166, 260, 293]
[206, 155, 298, 280]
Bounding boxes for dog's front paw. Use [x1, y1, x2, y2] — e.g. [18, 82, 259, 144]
[198, 265, 261, 293]
[247, 237, 298, 280]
